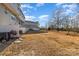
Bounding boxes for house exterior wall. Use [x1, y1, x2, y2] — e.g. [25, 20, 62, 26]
[10, 3, 25, 21]
[23, 21, 40, 32]
[0, 4, 25, 36]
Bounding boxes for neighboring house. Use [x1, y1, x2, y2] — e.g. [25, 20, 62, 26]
[22, 21, 40, 32]
[0, 3, 25, 41]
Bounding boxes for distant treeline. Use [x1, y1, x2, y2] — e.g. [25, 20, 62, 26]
[48, 6, 79, 33]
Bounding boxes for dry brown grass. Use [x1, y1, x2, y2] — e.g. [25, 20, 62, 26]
[0, 31, 79, 56]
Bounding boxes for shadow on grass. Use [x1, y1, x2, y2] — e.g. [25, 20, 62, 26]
[0, 38, 17, 53]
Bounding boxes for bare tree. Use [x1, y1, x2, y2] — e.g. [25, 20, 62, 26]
[52, 9, 64, 31]
[48, 4, 79, 34]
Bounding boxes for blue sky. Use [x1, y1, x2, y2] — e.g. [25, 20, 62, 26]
[21, 3, 79, 27]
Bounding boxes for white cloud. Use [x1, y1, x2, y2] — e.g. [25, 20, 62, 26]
[63, 4, 77, 15]
[25, 15, 36, 21]
[21, 4, 34, 9]
[36, 3, 45, 7]
[56, 3, 78, 15]
[38, 15, 49, 27]
[22, 9, 31, 15]
[39, 15, 49, 20]
[21, 4, 27, 8]
[23, 11, 27, 14]
[64, 9, 73, 15]
[62, 4, 69, 8]
[21, 4, 37, 11]
[25, 15, 49, 27]
[62, 4, 77, 10]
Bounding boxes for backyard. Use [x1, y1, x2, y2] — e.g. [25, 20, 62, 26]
[0, 31, 79, 56]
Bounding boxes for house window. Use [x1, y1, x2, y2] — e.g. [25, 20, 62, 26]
[4, 11, 8, 14]
[11, 15, 16, 20]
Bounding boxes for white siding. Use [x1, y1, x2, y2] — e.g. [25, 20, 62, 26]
[0, 5, 19, 34]
[0, 5, 11, 32]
